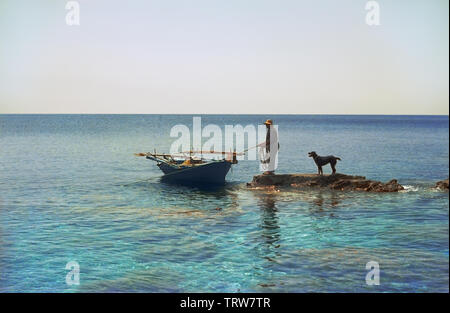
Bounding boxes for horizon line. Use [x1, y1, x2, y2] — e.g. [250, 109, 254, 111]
[0, 113, 448, 116]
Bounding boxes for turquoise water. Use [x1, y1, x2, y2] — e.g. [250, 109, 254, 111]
[0, 114, 448, 292]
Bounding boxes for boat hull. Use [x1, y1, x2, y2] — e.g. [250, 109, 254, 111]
[158, 160, 232, 185]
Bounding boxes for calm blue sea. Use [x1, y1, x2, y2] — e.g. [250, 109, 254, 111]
[0, 115, 448, 292]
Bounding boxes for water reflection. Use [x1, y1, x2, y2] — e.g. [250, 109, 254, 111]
[255, 191, 281, 261]
[127, 179, 238, 209]
[309, 191, 341, 218]
[311, 191, 340, 208]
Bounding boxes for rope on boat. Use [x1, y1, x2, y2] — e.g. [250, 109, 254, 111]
[135, 143, 262, 159]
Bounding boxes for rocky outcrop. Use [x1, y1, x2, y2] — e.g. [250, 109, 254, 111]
[435, 179, 449, 190]
[247, 173, 404, 192]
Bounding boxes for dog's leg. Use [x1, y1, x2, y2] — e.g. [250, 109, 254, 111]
[318, 166, 322, 175]
[331, 163, 336, 175]
[331, 159, 337, 175]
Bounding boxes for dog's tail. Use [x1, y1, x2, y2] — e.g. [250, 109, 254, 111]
[336, 157, 341, 161]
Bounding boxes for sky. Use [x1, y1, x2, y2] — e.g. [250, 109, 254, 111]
[0, 0, 448, 114]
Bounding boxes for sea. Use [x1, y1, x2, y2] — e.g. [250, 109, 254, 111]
[0, 114, 448, 292]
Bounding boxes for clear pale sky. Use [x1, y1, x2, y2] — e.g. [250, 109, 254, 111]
[0, 0, 448, 114]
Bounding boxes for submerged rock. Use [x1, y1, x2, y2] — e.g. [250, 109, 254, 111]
[247, 173, 404, 192]
[435, 179, 449, 190]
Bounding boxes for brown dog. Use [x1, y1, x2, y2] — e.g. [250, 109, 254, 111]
[308, 151, 341, 175]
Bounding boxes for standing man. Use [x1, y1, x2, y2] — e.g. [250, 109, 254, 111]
[259, 119, 279, 175]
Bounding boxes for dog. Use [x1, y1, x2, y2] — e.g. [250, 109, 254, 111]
[308, 151, 341, 175]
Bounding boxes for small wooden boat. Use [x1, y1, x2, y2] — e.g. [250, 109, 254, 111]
[135, 150, 241, 185]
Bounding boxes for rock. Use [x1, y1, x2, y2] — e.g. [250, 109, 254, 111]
[435, 179, 449, 190]
[248, 173, 404, 192]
